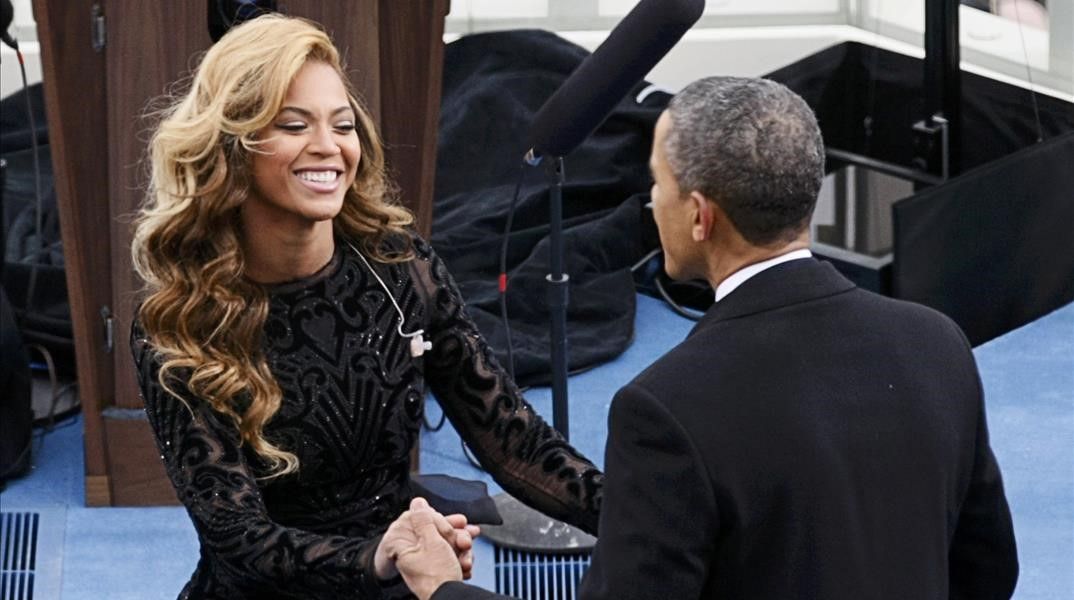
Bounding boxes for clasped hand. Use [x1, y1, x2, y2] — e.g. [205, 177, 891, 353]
[375, 497, 481, 600]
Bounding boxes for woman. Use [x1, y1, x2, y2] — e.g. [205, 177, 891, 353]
[130, 14, 602, 600]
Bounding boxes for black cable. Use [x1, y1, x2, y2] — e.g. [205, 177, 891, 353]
[27, 343, 79, 430]
[19, 345, 79, 472]
[863, 26, 882, 156]
[498, 162, 528, 380]
[16, 408, 84, 487]
[461, 439, 482, 470]
[37, 411, 80, 434]
[0, 439, 31, 482]
[1011, 0, 1045, 142]
[421, 165, 526, 436]
[635, 247, 704, 321]
[441, 164, 531, 470]
[630, 248, 662, 273]
[0, 43, 50, 486]
[422, 400, 447, 432]
[32, 381, 79, 428]
[13, 45, 45, 310]
[654, 273, 704, 321]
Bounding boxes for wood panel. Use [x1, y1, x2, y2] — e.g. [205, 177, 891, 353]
[377, 0, 450, 237]
[103, 417, 179, 505]
[101, 1, 210, 504]
[32, 0, 113, 486]
[284, 0, 382, 123]
[85, 475, 112, 506]
[38, 0, 447, 505]
[106, 0, 213, 411]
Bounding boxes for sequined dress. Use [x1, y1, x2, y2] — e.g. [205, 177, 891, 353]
[131, 236, 603, 599]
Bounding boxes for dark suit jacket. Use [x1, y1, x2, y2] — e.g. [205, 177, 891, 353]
[434, 258, 1018, 600]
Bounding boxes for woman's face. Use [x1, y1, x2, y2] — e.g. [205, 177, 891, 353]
[245, 60, 361, 234]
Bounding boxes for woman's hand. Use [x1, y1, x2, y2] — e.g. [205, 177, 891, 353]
[374, 498, 481, 599]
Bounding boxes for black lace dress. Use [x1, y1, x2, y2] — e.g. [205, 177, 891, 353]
[131, 235, 603, 600]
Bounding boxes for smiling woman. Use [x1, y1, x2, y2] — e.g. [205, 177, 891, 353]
[243, 61, 362, 283]
[128, 14, 602, 600]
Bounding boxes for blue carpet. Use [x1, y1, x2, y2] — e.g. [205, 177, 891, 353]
[974, 304, 1074, 600]
[0, 294, 1070, 599]
[2, 417, 85, 508]
[420, 294, 695, 483]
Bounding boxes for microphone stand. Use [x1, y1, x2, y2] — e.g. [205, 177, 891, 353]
[476, 0, 707, 574]
[547, 156, 570, 440]
[482, 154, 596, 555]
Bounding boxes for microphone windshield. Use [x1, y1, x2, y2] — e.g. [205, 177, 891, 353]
[0, 0, 15, 49]
[0, 0, 12, 33]
[526, 0, 704, 159]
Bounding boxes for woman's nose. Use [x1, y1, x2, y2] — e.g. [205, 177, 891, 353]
[307, 125, 340, 155]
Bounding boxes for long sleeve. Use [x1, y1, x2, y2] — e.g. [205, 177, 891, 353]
[411, 238, 603, 535]
[578, 382, 716, 600]
[131, 327, 397, 599]
[948, 372, 1019, 599]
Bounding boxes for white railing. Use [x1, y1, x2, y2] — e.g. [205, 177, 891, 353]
[444, 0, 1072, 98]
[3, 1, 1071, 100]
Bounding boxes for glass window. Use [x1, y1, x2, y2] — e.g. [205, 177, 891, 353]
[599, 0, 841, 16]
[859, 0, 1072, 96]
[448, 0, 550, 21]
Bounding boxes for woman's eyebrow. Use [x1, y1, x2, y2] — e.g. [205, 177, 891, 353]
[277, 106, 355, 117]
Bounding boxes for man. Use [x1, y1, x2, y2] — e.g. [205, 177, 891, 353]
[380, 76, 1019, 599]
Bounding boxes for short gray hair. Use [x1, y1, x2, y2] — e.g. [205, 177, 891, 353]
[665, 76, 825, 245]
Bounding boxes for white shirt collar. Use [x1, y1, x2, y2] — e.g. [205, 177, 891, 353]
[714, 249, 813, 303]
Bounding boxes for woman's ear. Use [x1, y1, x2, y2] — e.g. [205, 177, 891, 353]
[690, 191, 714, 242]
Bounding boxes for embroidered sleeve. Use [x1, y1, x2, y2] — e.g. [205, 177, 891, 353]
[410, 237, 603, 534]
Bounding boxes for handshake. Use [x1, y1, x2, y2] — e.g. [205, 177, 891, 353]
[374, 497, 481, 600]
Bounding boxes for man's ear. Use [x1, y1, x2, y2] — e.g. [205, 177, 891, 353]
[689, 191, 714, 242]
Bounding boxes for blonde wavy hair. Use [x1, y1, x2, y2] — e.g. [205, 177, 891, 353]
[132, 14, 413, 478]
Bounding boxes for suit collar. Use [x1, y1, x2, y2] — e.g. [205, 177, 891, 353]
[689, 258, 856, 336]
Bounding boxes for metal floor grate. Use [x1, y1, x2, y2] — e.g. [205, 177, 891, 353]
[0, 510, 63, 600]
[1, 512, 38, 600]
[494, 546, 591, 600]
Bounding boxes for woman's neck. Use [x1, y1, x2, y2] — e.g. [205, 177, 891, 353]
[242, 221, 336, 284]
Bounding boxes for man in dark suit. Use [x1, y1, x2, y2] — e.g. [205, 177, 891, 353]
[377, 76, 1019, 599]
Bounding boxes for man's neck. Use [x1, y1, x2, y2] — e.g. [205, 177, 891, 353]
[705, 234, 811, 290]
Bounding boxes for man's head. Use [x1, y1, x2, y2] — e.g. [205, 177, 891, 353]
[649, 76, 824, 282]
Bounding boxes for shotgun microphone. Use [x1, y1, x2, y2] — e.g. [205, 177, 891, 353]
[1, 0, 18, 50]
[524, 0, 705, 163]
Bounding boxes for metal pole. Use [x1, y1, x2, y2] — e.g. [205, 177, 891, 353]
[826, 147, 943, 186]
[547, 156, 570, 440]
[914, 0, 961, 179]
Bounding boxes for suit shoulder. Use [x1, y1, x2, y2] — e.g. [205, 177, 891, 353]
[628, 339, 699, 394]
[851, 289, 971, 346]
[620, 336, 725, 419]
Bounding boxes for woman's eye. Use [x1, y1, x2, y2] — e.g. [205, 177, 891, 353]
[276, 122, 307, 132]
[335, 122, 356, 132]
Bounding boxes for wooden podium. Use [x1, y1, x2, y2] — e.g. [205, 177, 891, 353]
[33, 0, 449, 506]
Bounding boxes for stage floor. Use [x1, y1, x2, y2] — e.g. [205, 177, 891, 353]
[3, 294, 1071, 599]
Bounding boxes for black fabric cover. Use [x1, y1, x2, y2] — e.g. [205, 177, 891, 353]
[410, 473, 504, 526]
[766, 41, 1074, 344]
[0, 83, 49, 155]
[765, 41, 1074, 175]
[0, 84, 74, 375]
[0, 284, 33, 485]
[432, 30, 664, 386]
[894, 131, 1074, 345]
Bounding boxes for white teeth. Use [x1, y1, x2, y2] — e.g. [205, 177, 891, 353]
[297, 171, 338, 183]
